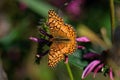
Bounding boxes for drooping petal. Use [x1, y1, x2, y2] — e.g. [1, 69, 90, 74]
[76, 37, 90, 42]
[81, 60, 101, 79]
[83, 52, 100, 60]
[29, 37, 39, 42]
[109, 67, 114, 80]
[78, 45, 85, 49]
[93, 63, 104, 78]
[29, 36, 48, 43]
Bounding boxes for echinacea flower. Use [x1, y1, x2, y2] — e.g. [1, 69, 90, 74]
[65, 0, 85, 18]
[81, 52, 114, 80]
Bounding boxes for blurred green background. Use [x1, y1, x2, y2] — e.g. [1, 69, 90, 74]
[0, 0, 119, 80]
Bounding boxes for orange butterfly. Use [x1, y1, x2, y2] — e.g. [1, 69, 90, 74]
[47, 10, 77, 67]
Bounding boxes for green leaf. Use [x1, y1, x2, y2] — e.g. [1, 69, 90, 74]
[19, 0, 55, 17]
[68, 49, 88, 69]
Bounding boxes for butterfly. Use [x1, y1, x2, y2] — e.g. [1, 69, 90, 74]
[47, 9, 77, 67]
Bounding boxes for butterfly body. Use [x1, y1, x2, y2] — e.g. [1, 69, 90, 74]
[47, 10, 77, 67]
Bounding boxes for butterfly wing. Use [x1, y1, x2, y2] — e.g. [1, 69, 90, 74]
[48, 10, 77, 67]
[48, 43, 65, 67]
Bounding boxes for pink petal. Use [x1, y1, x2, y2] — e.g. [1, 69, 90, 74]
[76, 37, 90, 42]
[109, 68, 114, 80]
[82, 60, 101, 79]
[93, 63, 104, 78]
[29, 37, 38, 42]
[83, 52, 100, 60]
[78, 45, 85, 49]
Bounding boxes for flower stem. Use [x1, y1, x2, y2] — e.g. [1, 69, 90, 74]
[109, 0, 120, 80]
[110, 0, 115, 41]
[65, 63, 74, 80]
